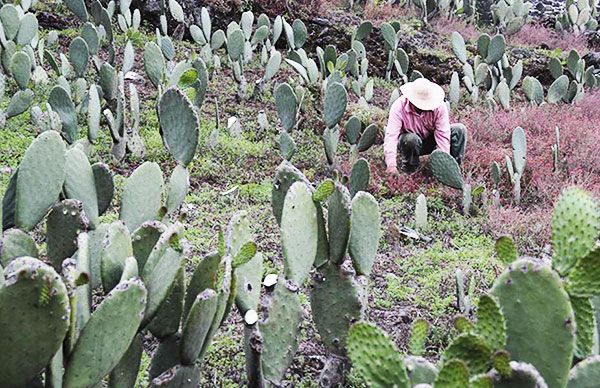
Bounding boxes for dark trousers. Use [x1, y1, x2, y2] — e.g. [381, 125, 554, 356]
[398, 123, 467, 173]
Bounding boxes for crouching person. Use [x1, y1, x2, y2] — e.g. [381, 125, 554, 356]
[384, 78, 467, 187]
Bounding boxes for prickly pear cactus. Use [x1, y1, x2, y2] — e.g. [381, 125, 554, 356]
[430, 150, 464, 190]
[120, 162, 164, 232]
[567, 356, 600, 388]
[0, 258, 70, 387]
[347, 321, 410, 387]
[491, 259, 575, 388]
[348, 191, 381, 276]
[64, 278, 147, 388]
[311, 262, 364, 354]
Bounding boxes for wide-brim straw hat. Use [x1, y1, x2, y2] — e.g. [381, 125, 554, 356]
[399, 78, 445, 111]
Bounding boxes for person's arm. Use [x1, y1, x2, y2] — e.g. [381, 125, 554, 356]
[433, 103, 451, 154]
[384, 101, 403, 171]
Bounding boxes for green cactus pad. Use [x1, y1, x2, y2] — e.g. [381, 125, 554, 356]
[272, 161, 310, 225]
[99, 63, 118, 102]
[10, 51, 32, 90]
[313, 180, 335, 203]
[64, 278, 147, 388]
[323, 126, 340, 165]
[348, 191, 381, 276]
[405, 356, 438, 385]
[491, 350, 511, 378]
[495, 236, 518, 265]
[184, 252, 220, 317]
[227, 28, 245, 61]
[347, 321, 409, 387]
[69, 37, 89, 78]
[15, 131, 66, 231]
[158, 87, 199, 167]
[0, 228, 38, 266]
[64, 148, 99, 228]
[430, 150, 464, 190]
[278, 131, 296, 160]
[142, 225, 184, 324]
[132, 221, 165, 271]
[311, 262, 364, 354]
[101, 222, 133, 292]
[281, 181, 318, 285]
[180, 288, 219, 364]
[151, 364, 200, 387]
[315, 204, 330, 268]
[274, 83, 297, 132]
[0, 258, 70, 387]
[225, 210, 253, 257]
[235, 252, 264, 315]
[87, 224, 108, 288]
[46, 200, 89, 270]
[567, 356, 600, 388]
[571, 296, 595, 359]
[485, 34, 506, 64]
[65, 0, 88, 20]
[511, 127, 527, 175]
[491, 259, 575, 388]
[566, 249, 600, 297]
[16, 13, 38, 46]
[91, 163, 114, 216]
[408, 318, 430, 356]
[451, 32, 467, 64]
[522, 76, 544, 104]
[548, 75, 569, 104]
[147, 266, 185, 339]
[488, 361, 548, 387]
[49, 85, 78, 144]
[165, 165, 190, 215]
[324, 82, 348, 129]
[259, 280, 303, 385]
[0, 5, 20, 40]
[442, 333, 492, 374]
[345, 116, 362, 144]
[120, 161, 164, 232]
[6, 89, 35, 118]
[144, 42, 165, 87]
[149, 335, 181, 379]
[473, 295, 506, 351]
[2, 169, 18, 230]
[551, 187, 599, 275]
[108, 334, 143, 388]
[327, 183, 351, 264]
[435, 359, 470, 388]
[350, 158, 370, 197]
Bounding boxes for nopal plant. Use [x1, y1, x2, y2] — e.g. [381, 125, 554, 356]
[243, 161, 381, 386]
[347, 186, 600, 388]
[451, 32, 522, 110]
[0, 130, 252, 386]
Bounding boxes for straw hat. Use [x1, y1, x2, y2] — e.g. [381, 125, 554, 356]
[399, 78, 445, 111]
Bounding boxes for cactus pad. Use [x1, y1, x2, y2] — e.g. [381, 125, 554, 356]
[430, 150, 464, 189]
[350, 158, 370, 197]
[259, 280, 304, 385]
[46, 200, 89, 270]
[120, 162, 164, 232]
[551, 187, 599, 275]
[311, 262, 364, 354]
[442, 333, 492, 374]
[108, 334, 143, 388]
[324, 82, 347, 129]
[235, 252, 264, 315]
[165, 165, 190, 215]
[180, 288, 218, 364]
[491, 259, 575, 388]
[64, 148, 99, 228]
[348, 191, 381, 276]
[566, 249, 600, 297]
[405, 355, 438, 385]
[0, 228, 38, 266]
[6, 89, 35, 118]
[408, 319, 430, 356]
[15, 131, 66, 231]
[272, 161, 311, 225]
[488, 361, 548, 387]
[567, 356, 600, 388]
[144, 42, 165, 87]
[570, 296, 595, 359]
[281, 181, 318, 285]
[68, 37, 89, 78]
[101, 222, 133, 292]
[48, 85, 77, 144]
[347, 321, 409, 387]
[435, 359, 470, 388]
[151, 364, 200, 387]
[473, 295, 506, 351]
[327, 183, 351, 264]
[274, 83, 297, 132]
[92, 163, 114, 216]
[10, 51, 31, 90]
[158, 87, 199, 167]
[495, 236, 518, 265]
[64, 278, 147, 388]
[0, 258, 70, 387]
[147, 266, 185, 339]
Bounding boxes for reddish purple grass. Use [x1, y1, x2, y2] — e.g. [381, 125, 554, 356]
[508, 24, 589, 54]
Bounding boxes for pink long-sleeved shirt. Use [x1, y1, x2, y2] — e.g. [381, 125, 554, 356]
[383, 96, 451, 169]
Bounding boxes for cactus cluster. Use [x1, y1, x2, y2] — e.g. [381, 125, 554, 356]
[451, 32, 522, 109]
[347, 185, 600, 388]
[491, 0, 531, 35]
[556, 0, 599, 35]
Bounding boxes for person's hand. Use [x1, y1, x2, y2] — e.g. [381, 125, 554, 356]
[386, 166, 401, 191]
